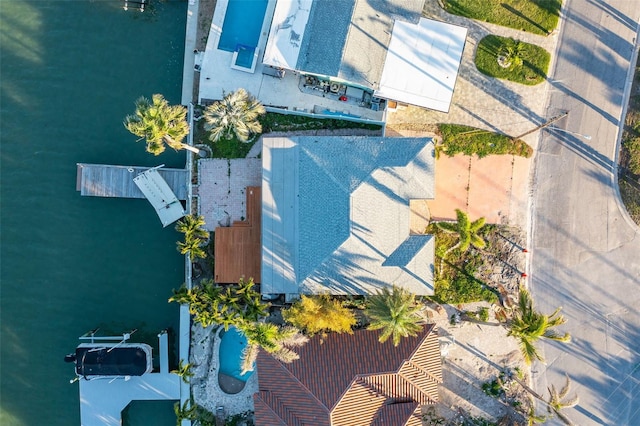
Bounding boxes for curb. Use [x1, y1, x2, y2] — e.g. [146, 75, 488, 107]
[612, 21, 640, 234]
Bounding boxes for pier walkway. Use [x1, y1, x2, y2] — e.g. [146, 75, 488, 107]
[76, 163, 189, 200]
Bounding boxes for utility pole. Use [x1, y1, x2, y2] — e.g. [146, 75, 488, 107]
[511, 111, 569, 141]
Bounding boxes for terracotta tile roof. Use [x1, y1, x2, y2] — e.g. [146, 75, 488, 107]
[254, 324, 442, 426]
[254, 350, 330, 426]
[372, 402, 421, 426]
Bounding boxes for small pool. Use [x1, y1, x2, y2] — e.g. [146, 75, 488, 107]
[218, 0, 268, 53]
[218, 326, 253, 394]
[234, 46, 256, 69]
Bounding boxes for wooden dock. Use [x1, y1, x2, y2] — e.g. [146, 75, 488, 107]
[76, 163, 189, 200]
[214, 187, 261, 284]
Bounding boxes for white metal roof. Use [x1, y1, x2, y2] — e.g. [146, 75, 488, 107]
[262, 0, 313, 70]
[376, 18, 468, 112]
[134, 167, 186, 227]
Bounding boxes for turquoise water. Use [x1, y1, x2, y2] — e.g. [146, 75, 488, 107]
[217, 0, 268, 51]
[219, 327, 254, 382]
[1, 1, 187, 425]
[235, 47, 255, 68]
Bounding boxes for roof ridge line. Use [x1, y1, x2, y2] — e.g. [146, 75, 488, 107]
[254, 393, 287, 426]
[405, 359, 442, 386]
[272, 355, 332, 414]
[396, 371, 438, 405]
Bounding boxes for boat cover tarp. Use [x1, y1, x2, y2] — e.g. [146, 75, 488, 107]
[134, 167, 186, 227]
[76, 345, 151, 377]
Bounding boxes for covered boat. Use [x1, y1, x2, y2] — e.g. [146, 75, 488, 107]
[65, 329, 153, 380]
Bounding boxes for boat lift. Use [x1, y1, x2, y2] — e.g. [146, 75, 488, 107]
[123, 0, 146, 12]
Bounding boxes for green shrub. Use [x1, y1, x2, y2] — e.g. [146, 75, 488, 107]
[482, 378, 504, 398]
[478, 306, 489, 322]
[438, 123, 532, 158]
[259, 112, 382, 133]
[475, 35, 550, 85]
[435, 276, 497, 305]
[624, 137, 640, 174]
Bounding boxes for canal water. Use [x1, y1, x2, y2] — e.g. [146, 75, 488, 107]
[1, 1, 188, 424]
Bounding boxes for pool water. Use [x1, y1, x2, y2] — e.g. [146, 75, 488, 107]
[217, 0, 268, 52]
[218, 327, 254, 382]
[235, 46, 255, 68]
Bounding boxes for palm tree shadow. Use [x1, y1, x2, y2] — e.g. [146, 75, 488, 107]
[500, 3, 554, 35]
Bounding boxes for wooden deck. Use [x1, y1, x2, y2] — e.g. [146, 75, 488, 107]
[214, 186, 261, 284]
[76, 163, 188, 200]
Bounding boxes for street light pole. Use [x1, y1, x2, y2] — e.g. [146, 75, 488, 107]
[547, 126, 592, 140]
[511, 111, 569, 141]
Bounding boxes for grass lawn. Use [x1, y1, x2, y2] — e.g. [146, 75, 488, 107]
[475, 35, 550, 85]
[193, 118, 255, 159]
[438, 123, 533, 158]
[441, 0, 562, 36]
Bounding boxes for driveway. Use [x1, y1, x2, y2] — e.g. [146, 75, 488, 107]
[387, 1, 557, 227]
[530, 0, 640, 424]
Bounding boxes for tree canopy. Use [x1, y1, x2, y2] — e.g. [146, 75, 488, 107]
[366, 285, 424, 346]
[282, 294, 356, 336]
[203, 88, 265, 143]
[507, 287, 571, 364]
[124, 94, 191, 155]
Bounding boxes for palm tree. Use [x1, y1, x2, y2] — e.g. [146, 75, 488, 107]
[510, 372, 578, 425]
[171, 359, 194, 384]
[501, 38, 526, 68]
[437, 209, 486, 256]
[547, 374, 579, 425]
[507, 287, 571, 365]
[203, 88, 265, 143]
[177, 237, 206, 260]
[173, 399, 197, 425]
[175, 214, 208, 241]
[124, 94, 199, 156]
[366, 285, 424, 346]
[238, 323, 308, 372]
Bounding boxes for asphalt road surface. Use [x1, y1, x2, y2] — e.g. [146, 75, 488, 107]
[530, 0, 640, 424]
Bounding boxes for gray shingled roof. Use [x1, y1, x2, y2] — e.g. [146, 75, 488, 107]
[297, 0, 425, 88]
[261, 136, 435, 296]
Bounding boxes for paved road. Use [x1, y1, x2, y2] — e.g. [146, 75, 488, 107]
[530, 0, 640, 424]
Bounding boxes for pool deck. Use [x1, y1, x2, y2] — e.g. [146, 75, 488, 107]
[197, 0, 385, 122]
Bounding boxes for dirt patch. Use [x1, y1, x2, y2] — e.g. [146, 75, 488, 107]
[196, 0, 216, 52]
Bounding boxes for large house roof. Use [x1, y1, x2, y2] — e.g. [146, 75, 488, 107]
[263, 0, 424, 89]
[261, 136, 435, 296]
[253, 325, 442, 426]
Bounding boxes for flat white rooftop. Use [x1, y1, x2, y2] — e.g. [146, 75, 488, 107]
[376, 18, 468, 112]
[262, 0, 312, 70]
[80, 374, 180, 426]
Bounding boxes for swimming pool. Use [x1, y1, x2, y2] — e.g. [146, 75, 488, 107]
[218, 0, 268, 53]
[218, 326, 254, 384]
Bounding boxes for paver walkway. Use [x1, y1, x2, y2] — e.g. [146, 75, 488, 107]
[197, 158, 262, 231]
[387, 1, 560, 226]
